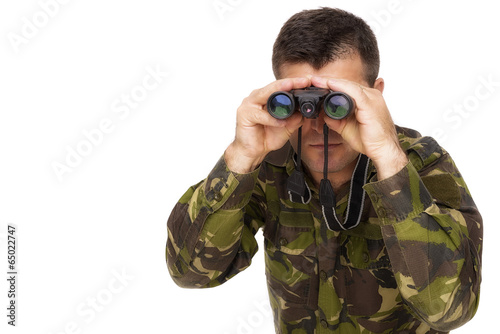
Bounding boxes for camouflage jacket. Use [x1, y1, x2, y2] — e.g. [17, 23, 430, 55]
[166, 127, 482, 334]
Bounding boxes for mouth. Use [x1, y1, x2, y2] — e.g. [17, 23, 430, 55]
[309, 143, 341, 150]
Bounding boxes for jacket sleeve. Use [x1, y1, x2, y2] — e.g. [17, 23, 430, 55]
[363, 136, 482, 332]
[166, 155, 266, 288]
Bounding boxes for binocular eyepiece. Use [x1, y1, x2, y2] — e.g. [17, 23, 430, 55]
[267, 87, 354, 120]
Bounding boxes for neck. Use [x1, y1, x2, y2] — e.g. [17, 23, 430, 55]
[306, 157, 358, 193]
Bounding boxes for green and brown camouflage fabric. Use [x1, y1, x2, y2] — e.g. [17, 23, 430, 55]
[166, 126, 482, 334]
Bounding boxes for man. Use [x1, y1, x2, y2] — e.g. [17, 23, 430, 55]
[166, 7, 482, 334]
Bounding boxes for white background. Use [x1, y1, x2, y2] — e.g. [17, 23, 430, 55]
[0, 0, 498, 333]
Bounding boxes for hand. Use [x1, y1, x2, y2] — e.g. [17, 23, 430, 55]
[225, 77, 311, 174]
[311, 76, 408, 180]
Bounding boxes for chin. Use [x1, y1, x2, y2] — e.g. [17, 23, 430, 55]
[305, 151, 359, 175]
[304, 158, 342, 174]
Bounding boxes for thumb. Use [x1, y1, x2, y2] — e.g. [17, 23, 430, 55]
[284, 112, 304, 134]
[324, 118, 346, 136]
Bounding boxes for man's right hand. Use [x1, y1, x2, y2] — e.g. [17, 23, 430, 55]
[224, 77, 311, 174]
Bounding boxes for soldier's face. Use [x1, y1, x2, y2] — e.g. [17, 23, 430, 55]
[279, 56, 370, 184]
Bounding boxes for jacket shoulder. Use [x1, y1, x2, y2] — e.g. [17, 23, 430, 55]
[396, 126, 445, 170]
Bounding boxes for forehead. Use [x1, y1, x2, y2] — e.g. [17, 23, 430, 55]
[279, 55, 369, 86]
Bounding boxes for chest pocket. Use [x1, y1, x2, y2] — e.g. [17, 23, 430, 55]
[263, 208, 317, 306]
[341, 229, 399, 317]
[269, 210, 316, 255]
[338, 203, 390, 270]
[340, 233, 391, 269]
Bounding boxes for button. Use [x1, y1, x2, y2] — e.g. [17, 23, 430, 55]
[362, 252, 370, 263]
[279, 238, 288, 246]
[370, 192, 380, 202]
[377, 207, 387, 217]
[321, 319, 328, 328]
[320, 270, 327, 281]
[214, 191, 223, 202]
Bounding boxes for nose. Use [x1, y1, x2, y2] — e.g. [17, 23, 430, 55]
[310, 112, 326, 134]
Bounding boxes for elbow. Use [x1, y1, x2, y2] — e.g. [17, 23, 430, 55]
[166, 252, 212, 289]
[166, 248, 221, 289]
[408, 280, 480, 332]
[421, 303, 479, 332]
[166, 233, 205, 289]
[167, 259, 213, 289]
[407, 234, 482, 331]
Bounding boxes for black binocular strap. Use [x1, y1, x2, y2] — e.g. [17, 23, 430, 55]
[287, 127, 312, 204]
[320, 155, 370, 231]
[287, 124, 370, 231]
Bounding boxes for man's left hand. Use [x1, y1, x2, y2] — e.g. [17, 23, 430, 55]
[311, 76, 408, 180]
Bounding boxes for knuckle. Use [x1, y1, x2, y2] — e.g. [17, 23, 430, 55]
[250, 88, 261, 97]
[240, 97, 250, 106]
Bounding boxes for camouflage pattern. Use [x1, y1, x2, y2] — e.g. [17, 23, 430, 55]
[166, 126, 482, 334]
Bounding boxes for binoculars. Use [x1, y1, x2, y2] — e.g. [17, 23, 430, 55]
[267, 87, 354, 120]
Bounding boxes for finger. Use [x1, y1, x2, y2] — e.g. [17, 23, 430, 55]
[238, 104, 287, 128]
[266, 112, 304, 144]
[249, 77, 311, 107]
[311, 76, 371, 107]
[323, 117, 346, 136]
[325, 78, 371, 106]
[284, 111, 304, 133]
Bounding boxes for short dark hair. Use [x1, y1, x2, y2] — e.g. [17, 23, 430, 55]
[272, 7, 380, 86]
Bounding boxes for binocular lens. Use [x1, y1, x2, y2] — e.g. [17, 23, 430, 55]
[324, 93, 352, 119]
[267, 92, 295, 119]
